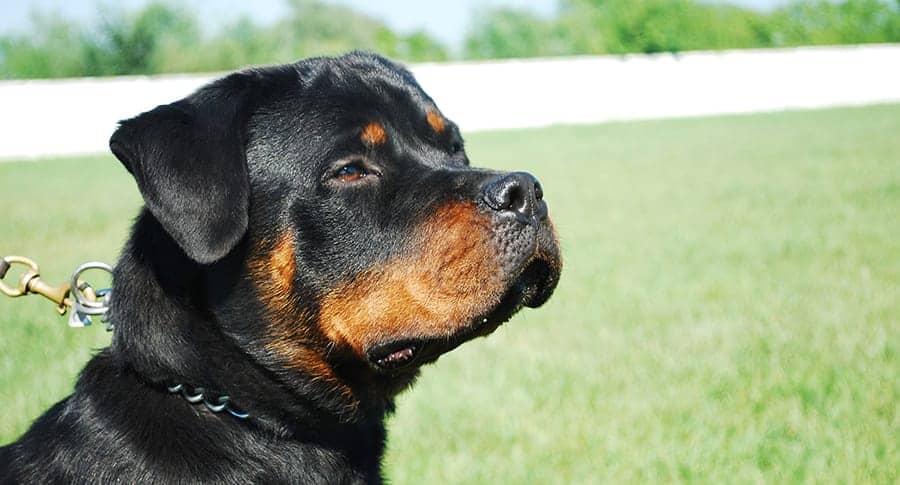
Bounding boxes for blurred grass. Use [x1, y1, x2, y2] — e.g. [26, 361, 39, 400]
[1, 105, 898, 482]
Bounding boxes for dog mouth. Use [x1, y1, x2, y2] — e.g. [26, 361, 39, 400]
[367, 256, 559, 372]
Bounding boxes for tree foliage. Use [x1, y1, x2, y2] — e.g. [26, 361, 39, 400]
[0, 0, 448, 79]
[464, 0, 900, 59]
[1, 0, 898, 79]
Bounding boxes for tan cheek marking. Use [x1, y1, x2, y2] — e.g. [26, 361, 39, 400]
[251, 232, 352, 399]
[250, 231, 296, 315]
[271, 233, 295, 297]
[318, 202, 504, 356]
[361, 122, 387, 146]
[426, 110, 446, 134]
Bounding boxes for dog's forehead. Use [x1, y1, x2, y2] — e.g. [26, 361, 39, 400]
[295, 52, 432, 103]
[246, 54, 456, 176]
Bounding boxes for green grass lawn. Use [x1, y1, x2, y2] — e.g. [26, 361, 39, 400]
[2, 104, 898, 483]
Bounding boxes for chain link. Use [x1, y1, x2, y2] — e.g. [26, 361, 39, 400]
[166, 384, 250, 419]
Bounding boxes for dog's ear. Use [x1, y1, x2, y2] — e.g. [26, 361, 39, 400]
[110, 75, 257, 264]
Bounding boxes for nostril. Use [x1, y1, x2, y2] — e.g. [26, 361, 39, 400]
[506, 185, 526, 212]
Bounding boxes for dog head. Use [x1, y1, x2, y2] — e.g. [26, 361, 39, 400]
[110, 52, 561, 420]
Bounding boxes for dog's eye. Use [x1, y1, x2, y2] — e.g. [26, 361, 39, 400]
[450, 141, 463, 154]
[335, 162, 368, 182]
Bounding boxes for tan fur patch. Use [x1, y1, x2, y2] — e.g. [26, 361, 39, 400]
[317, 202, 503, 356]
[426, 110, 446, 134]
[361, 122, 387, 146]
[270, 232, 295, 296]
[249, 231, 296, 316]
[251, 231, 354, 401]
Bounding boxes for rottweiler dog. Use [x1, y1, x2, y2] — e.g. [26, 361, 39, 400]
[0, 52, 561, 483]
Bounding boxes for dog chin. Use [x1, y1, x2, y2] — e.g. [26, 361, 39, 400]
[366, 251, 560, 373]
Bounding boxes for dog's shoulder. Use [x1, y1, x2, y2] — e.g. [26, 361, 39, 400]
[3, 350, 383, 483]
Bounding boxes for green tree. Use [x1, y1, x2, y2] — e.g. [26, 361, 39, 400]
[3, 0, 899, 79]
[277, 0, 447, 61]
[0, 12, 89, 78]
[464, 7, 560, 59]
[398, 31, 450, 62]
[769, 0, 900, 46]
[0, 0, 450, 79]
[464, 0, 899, 58]
[82, 2, 199, 75]
[555, 0, 773, 55]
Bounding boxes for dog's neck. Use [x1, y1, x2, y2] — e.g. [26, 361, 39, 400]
[105, 211, 390, 469]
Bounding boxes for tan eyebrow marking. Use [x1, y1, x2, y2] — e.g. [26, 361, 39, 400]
[426, 110, 446, 134]
[361, 122, 387, 146]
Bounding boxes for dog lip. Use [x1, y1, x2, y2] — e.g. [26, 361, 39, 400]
[477, 257, 549, 326]
[499, 240, 560, 309]
[517, 257, 557, 308]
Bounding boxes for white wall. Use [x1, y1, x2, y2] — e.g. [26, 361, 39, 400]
[1, 44, 899, 160]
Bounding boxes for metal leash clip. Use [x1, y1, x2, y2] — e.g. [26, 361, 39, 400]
[0, 256, 69, 314]
[0, 256, 113, 331]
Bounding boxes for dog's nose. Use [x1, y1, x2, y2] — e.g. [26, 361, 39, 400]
[482, 172, 547, 223]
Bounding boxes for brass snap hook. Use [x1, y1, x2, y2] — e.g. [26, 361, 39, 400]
[0, 256, 41, 297]
[0, 255, 72, 314]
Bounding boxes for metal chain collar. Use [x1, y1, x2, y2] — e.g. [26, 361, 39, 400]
[2, 255, 250, 420]
[0, 256, 113, 330]
[167, 384, 250, 419]
[2, 256, 252, 421]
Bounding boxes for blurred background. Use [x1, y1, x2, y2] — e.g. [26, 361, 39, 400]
[1, 0, 898, 483]
[2, 0, 900, 76]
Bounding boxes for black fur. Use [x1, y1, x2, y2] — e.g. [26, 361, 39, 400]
[1, 52, 560, 484]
